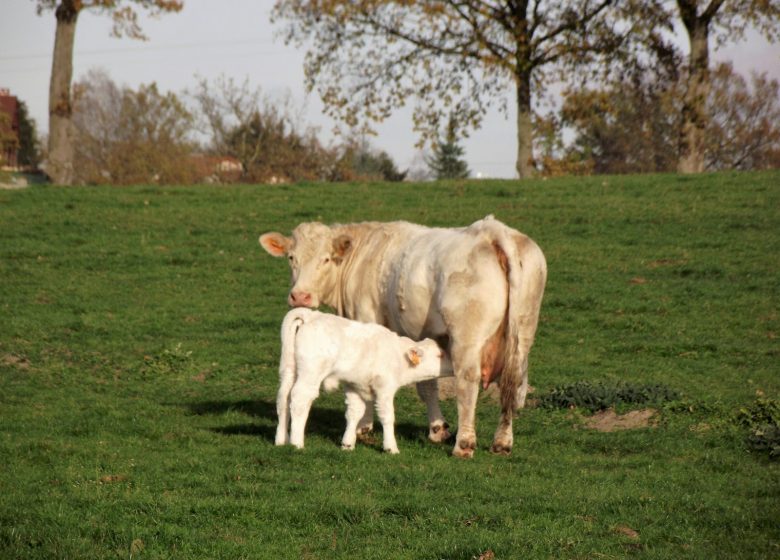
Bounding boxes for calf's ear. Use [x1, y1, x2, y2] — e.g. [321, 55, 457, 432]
[259, 232, 292, 257]
[406, 348, 424, 367]
[332, 234, 353, 263]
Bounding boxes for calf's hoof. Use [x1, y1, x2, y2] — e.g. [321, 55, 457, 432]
[341, 443, 355, 451]
[384, 447, 400, 455]
[428, 422, 451, 443]
[452, 438, 476, 459]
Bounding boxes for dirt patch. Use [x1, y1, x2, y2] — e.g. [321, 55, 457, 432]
[647, 258, 688, 269]
[582, 408, 657, 432]
[2, 354, 30, 370]
[613, 524, 640, 539]
[0, 177, 30, 189]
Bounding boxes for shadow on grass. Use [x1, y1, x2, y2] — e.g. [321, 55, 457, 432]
[186, 398, 438, 450]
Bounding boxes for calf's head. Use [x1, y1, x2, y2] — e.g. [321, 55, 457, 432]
[406, 339, 454, 376]
[259, 222, 353, 309]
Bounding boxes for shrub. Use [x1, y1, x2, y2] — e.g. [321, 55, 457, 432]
[538, 381, 681, 411]
[736, 396, 780, 460]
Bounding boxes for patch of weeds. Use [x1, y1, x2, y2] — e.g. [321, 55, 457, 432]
[538, 381, 680, 412]
[736, 396, 780, 460]
[142, 343, 192, 376]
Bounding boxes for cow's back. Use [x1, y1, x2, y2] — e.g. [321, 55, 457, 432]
[338, 221, 509, 346]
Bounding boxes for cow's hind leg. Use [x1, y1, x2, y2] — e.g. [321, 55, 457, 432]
[416, 379, 451, 443]
[492, 352, 529, 454]
[515, 355, 530, 409]
[491, 387, 515, 455]
[449, 344, 481, 458]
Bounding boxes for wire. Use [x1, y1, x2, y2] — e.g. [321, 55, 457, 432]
[0, 38, 281, 62]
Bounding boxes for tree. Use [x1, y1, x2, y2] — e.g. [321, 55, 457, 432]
[330, 137, 407, 182]
[427, 117, 470, 180]
[17, 101, 42, 169]
[0, 112, 19, 167]
[652, 1, 780, 173]
[540, 60, 780, 174]
[705, 62, 780, 171]
[273, 1, 631, 179]
[558, 52, 682, 174]
[34, 0, 183, 185]
[189, 76, 331, 183]
[71, 69, 196, 185]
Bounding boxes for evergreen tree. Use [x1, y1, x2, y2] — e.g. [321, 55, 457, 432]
[427, 117, 469, 180]
[17, 101, 41, 169]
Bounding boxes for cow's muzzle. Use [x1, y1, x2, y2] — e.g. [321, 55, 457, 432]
[288, 290, 314, 308]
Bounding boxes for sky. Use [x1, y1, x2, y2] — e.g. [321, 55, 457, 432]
[2, 0, 779, 178]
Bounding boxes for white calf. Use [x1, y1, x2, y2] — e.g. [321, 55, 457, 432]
[275, 308, 453, 454]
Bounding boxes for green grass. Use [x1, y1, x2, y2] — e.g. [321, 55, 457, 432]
[1, 172, 778, 559]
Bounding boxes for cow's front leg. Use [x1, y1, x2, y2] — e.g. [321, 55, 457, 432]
[355, 398, 374, 440]
[341, 390, 367, 450]
[415, 379, 450, 443]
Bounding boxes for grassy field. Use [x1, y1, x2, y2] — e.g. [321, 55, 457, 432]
[1, 172, 778, 559]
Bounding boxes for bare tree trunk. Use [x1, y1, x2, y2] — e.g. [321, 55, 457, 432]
[677, 10, 711, 174]
[47, 1, 79, 185]
[515, 75, 534, 179]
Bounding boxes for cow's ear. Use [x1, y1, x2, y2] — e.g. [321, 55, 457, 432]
[332, 234, 353, 263]
[406, 348, 424, 367]
[259, 232, 292, 257]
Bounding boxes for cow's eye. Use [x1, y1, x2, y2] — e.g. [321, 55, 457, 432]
[323, 257, 330, 264]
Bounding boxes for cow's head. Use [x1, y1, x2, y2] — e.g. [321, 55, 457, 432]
[259, 222, 353, 309]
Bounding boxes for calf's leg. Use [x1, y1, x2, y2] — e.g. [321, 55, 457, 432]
[341, 390, 367, 450]
[275, 359, 296, 446]
[288, 382, 319, 449]
[374, 390, 399, 454]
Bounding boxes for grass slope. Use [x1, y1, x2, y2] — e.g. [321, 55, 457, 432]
[1, 172, 778, 559]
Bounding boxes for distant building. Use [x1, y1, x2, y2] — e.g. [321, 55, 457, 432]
[0, 88, 20, 168]
[190, 154, 244, 182]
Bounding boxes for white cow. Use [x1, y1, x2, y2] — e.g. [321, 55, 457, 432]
[275, 308, 453, 454]
[261, 215, 546, 458]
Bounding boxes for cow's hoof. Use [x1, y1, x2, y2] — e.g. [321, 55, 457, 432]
[341, 443, 355, 451]
[428, 422, 451, 443]
[452, 439, 476, 459]
[384, 447, 400, 455]
[356, 425, 374, 441]
[490, 442, 512, 456]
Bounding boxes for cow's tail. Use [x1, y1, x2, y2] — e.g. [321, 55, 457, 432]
[484, 218, 547, 410]
[276, 308, 310, 445]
